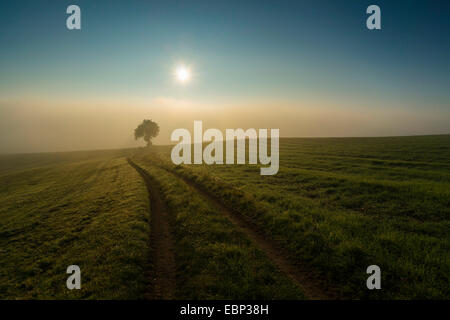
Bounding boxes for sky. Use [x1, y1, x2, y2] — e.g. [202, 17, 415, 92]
[0, 0, 449, 153]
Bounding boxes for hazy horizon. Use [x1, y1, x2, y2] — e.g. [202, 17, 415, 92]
[1, 0, 449, 153]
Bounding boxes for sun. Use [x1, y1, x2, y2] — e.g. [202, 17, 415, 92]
[175, 65, 191, 83]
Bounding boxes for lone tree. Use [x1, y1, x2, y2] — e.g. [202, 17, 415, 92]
[134, 119, 160, 147]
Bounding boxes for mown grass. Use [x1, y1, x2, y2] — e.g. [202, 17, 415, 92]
[131, 153, 305, 299]
[0, 150, 150, 299]
[147, 135, 450, 299]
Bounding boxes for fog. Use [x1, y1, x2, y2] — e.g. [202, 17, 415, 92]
[1, 97, 449, 154]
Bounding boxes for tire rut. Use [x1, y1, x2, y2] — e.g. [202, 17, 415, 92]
[127, 158, 176, 299]
[156, 164, 338, 300]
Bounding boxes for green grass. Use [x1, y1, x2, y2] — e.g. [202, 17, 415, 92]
[1, 135, 449, 299]
[0, 150, 150, 299]
[146, 135, 450, 299]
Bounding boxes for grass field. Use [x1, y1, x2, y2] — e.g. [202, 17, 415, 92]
[0, 149, 151, 299]
[135, 135, 450, 299]
[0, 135, 449, 299]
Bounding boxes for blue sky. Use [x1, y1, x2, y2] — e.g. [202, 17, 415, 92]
[0, 0, 449, 151]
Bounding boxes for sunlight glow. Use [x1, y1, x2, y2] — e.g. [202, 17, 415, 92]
[175, 65, 191, 83]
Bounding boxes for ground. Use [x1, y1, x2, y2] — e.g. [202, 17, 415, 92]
[0, 135, 449, 299]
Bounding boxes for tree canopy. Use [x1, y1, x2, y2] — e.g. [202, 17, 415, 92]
[134, 119, 160, 147]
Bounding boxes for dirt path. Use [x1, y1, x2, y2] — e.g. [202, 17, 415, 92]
[127, 158, 176, 299]
[156, 165, 338, 300]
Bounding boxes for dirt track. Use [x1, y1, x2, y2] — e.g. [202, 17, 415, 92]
[127, 158, 176, 299]
[129, 157, 337, 300]
[158, 165, 337, 300]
